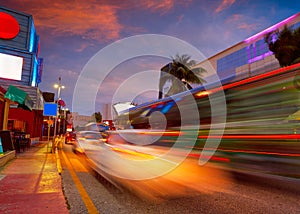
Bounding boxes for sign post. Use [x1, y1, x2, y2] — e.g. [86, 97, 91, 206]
[43, 102, 58, 153]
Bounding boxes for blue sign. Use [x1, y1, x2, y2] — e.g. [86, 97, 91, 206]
[43, 102, 58, 116]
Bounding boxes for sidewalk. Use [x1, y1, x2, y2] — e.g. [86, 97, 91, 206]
[0, 141, 69, 213]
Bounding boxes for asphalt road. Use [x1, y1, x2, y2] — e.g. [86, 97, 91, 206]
[59, 143, 300, 214]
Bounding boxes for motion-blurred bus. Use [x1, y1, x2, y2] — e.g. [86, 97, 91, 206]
[111, 63, 300, 178]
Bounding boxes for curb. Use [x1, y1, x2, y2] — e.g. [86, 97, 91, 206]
[55, 148, 62, 175]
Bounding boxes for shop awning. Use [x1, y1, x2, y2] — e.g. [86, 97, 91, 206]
[4, 85, 33, 111]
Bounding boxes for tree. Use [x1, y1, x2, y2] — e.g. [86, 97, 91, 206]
[159, 54, 206, 99]
[92, 112, 102, 123]
[264, 25, 300, 67]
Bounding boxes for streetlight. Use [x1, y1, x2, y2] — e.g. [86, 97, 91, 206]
[54, 77, 65, 100]
[53, 77, 65, 137]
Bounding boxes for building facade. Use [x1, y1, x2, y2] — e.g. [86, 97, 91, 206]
[195, 13, 300, 84]
[0, 6, 44, 142]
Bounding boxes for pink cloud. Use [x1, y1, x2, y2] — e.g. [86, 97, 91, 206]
[237, 23, 258, 31]
[141, 0, 175, 14]
[2, 0, 191, 45]
[226, 14, 243, 23]
[132, 0, 193, 15]
[31, 3, 122, 42]
[225, 14, 260, 32]
[2, 0, 122, 43]
[215, 0, 235, 13]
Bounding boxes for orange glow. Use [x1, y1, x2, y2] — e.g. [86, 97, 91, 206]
[222, 62, 300, 90]
[100, 138, 107, 142]
[195, 91, 210, 98]
[215, 148, 300, 157]
[198, 134, 300, 139]
[138, 131, 181, 136]
[200, 62, 300, 96]
[110, 146, 155, 159]
[188, 153, 230, 162]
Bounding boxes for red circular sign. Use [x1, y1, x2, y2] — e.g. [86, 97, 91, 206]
[0, 12, 20, 39]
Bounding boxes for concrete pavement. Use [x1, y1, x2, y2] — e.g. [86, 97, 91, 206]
[0, 141, 69, 213]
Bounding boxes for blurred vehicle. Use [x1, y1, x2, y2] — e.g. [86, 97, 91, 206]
[65, 131, 76, 144]
[113, 63, 300, 178]
[72, 131, 107, 154]
[84, 122, 110, 132]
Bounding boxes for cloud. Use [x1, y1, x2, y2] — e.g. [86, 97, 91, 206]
[215, 0, 235, 13]
[32, 3, 122, 42]
[225, 14, 260, 32]
[75, 42, 95, 52]
[2, 0, 122, 43]
[128, 0, 192, 15]
[2, 0, 191, 44]
[225, 14, 243, 22]
[138, 0, 175, 15]
[237, 23, 258, 31]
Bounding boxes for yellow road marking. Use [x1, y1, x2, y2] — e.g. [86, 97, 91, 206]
[61, 150, 99, 214]
[69, 158, 89, 172]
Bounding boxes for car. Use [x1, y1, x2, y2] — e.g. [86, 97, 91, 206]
[65, 131, 76, 144]
[72, 131, 107, 154]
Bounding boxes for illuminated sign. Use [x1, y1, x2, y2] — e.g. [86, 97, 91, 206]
[0, 53, 23, 80]
[0, 12, 20, 39]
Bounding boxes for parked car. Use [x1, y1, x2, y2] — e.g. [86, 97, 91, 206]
[72, 131, 107, 154]
[65, 131, 76, 144]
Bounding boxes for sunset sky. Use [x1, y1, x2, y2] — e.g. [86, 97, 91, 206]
[2, 0, 300, 115]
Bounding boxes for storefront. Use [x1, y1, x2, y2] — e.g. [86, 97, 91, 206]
[0, 7, 44, 146]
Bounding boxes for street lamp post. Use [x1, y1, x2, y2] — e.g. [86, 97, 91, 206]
[53, 77, 65, 138]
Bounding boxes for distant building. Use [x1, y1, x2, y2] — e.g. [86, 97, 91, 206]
[71, 112, 93, 129]
[101, 103, 112, 120]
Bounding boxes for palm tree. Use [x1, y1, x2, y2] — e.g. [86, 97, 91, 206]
[159, 54, 206, 99]
[264, 25, 300, 67]
[91, 112, 102, 123]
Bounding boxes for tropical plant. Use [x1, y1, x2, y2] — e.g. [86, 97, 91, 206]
[159, 54, 206, 99]
[264, 25, 300, 67]
[92, 112, 102, 123]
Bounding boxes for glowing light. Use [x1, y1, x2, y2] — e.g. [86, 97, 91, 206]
[195, 91, 210, 98]
[187, 153, 230, 162]
[161, 102, 174, 113]
[198, 134, 300, 139]
[31, 57, 38, 86]
[247, 51, 273, 64]
[110, 146, 155, 159]
[244, 13, 299, 43]
[216, 148, 300, 158]
[0, 53, 23, 80]
[54, 84, 65, 89]
[138, 131, 180, 136]
[29, 21, 37, 53]
[208, 62, 300, 93]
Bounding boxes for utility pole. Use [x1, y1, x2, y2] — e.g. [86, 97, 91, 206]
[53, 77, 65, 138]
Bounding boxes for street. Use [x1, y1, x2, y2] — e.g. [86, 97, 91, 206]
[59, 142, 300, 214]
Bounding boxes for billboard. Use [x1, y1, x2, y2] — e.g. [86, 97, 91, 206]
[0, 53, 23, 80]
